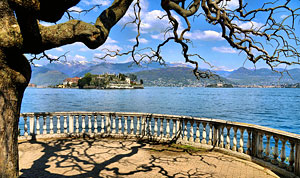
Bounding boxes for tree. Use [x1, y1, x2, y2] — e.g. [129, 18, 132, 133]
[78, 73, 92, 88]
[0, 0, 299, 177]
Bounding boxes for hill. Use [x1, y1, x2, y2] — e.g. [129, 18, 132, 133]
[227, 67, 300, 85]
[30, 66, 68, 86]
[132, 67, 233, 87]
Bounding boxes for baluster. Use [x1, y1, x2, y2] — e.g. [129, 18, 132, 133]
[43, 116, 47, 134]
[29, 116, 35, 137]
[264, 135, 271, 161]
[177, 119, 182, 140]
[106, 115, 111, 134]
[112, 115, 116, 134]
[75, 115, 79, 134]
[118, 116, 122, 134]
[246, 129, 251, 155]
[160, 118, 164, 138]
[288, 140, 295, 172]
[124, 116, 128, 135]
[36, 115, 40, 135]
[257, 133, 264, 158]
[195, 121, 200, 143]
[232, 127, 238, 151]
[189, 120, 194, 142]
[148, 117, 152, 136]
[141, 116, 146, 136]
[183, 120, 188, 141]
[201, 123, 207, 144]
[64, 115, 68, 134]
[101, 115, 105, 133]
[49, 116, 53, 134]
[166, 118, 170, 139]
[154, 118, 158, 137]
[208, 123, 213, 145]
[57, 115, 61, 134]
[172, 119, 176, 139]
[130, 116, 134, 135]
[136, 116, 141, 136]
[225, 126, 231, 150]
[24, 116, 28, 137]
[279, 138, 287, 168]
[272, 136, 279, 165]
[82, 115, 86, 133]
[219, 126, 224, 148]
[213, 125, 219, 147]
[238, 128, 245, 153]
[88, 115, 92, 134]
[94, 115, 98, 134]
[69, 115, 74, 134]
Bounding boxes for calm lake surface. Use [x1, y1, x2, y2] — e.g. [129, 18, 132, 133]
[21, 87, 300, 134]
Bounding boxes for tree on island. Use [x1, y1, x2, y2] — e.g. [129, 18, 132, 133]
[0, 0, 299, 177]
[78, 72, 92, 88]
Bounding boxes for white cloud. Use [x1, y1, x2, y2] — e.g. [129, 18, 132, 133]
[233, 20, 264, 30]
[186, 30, 223, 41]
[82, 0, 111, 6]
[212, 46, 238, 54]
[224, 0, 239, 9]
[47, 54, 58, 59]
[106, 37, 118, 44]
[74, 55, 86, 61]
[120, 0, 183, 34]
[55, 47, 64, 52]
[129, 38, 149, 44]
[69, 6, 82, 12]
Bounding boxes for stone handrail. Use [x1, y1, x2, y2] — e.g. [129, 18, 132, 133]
[19, 112, 300, 177]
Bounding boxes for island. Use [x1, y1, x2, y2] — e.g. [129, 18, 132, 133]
[58, 73, 144, 89]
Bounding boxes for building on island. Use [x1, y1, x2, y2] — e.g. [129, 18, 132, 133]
[62, 77, 80, 87]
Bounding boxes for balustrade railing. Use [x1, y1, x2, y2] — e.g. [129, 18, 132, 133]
[19, 111, 300, 177]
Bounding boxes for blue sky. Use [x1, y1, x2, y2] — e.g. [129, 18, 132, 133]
[33, 0, 300, 71]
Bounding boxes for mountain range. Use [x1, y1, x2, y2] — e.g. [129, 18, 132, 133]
[30, 60, 300, 86]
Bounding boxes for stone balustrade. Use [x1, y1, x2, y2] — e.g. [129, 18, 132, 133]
[19, 112, 300, 177]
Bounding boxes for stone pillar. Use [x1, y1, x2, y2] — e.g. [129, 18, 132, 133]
[69, 115, 74, 134]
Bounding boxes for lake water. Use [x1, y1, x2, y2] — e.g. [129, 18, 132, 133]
[21, 87, 300, 134]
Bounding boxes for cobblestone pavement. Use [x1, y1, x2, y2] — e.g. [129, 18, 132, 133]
[19, 138, 280, 178]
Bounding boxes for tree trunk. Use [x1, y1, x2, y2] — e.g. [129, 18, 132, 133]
[0, 49, 31, 178]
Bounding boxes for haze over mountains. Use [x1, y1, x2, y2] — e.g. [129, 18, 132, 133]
[30, 60, 300, 86]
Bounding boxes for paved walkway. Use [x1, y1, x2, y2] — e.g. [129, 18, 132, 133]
[19, 138, 280, 178]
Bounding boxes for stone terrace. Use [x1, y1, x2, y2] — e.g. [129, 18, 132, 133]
[19, 138, 279, 178]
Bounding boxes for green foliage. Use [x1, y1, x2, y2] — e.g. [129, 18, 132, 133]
[128, 74, 137, 81]
[78, 72, 92, 88]
[119, 73, 126, 81]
